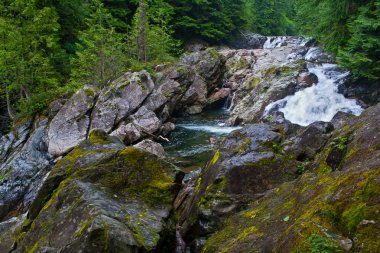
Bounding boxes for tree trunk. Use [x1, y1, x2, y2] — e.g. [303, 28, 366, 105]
[137, 0, 147, 63]
[5, 88, 15, 121]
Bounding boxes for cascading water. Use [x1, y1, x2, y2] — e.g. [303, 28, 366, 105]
[263, 36, 310, 49]
[264, 63, 364, 126]
[227, 92, 236, 111]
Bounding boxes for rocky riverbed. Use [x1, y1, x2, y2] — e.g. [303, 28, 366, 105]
[0, 35, 378, 252]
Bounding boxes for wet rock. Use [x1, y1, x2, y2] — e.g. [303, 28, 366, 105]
[181, 48, 226, 90]
[284, 121, 334, 161]
[134, 139, 166, 157]
[228, 32, 267, 49]
[160, 122, 176, 137]
[223, 46, 306, 124]
[0, 118, 52, 219]
[48, 99, 67, 118]
[207, 88, 231, 105]
[340, 239, 353, 251]
[48, 88, 97, 157]
[331, 111, 355, 129]
[111, 106, 162, 144]
[297, 72, 318, 87]
[179, 75, 208, 115]
[340, 76, 380, 107]
[91, 70, 155, 132]
[200, 103, 380, 253]
[11, 131, 183, 252]
[305, 47, 335, 63]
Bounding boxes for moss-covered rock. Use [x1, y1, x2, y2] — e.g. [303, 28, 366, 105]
[175, 123, 302, 246]
[202, 103, 380, 253]
[10, 133, 183, 253]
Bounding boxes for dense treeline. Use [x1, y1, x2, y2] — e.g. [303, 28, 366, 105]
[295, 0, 380, 80]
[0, 0, 378, 126]
[0, 0, 294, 120]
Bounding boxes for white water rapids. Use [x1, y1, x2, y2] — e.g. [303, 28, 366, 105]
[177, 124, 241, 134]
[264, 63, 364, 126]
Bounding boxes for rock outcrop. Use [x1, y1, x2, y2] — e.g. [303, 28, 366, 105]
[177, 103, 380, 253]
[6, 130, 183, 252]
[0, 48, 226, 226]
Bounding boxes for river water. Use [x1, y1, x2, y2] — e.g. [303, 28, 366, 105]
[163, 108, 241, 171]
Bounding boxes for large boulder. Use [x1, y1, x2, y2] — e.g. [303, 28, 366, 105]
[7, 130, 183, 253]
[220, 46, 309, 125]
[181, 48, 226, 91]
[0, 118, 52, 220]
[91, 70, 155, 132]
[48, 88, 97, 156]
[143, 65, 196, 118]
[111, 106, 162, 144]
[134, 139, 166, 158]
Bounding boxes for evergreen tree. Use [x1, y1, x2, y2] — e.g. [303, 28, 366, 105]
[338, 1, 380, 79]
[0, 0, 63, 117]
[167, 0, 247, 43]
[127, 0, 179, 66]
[295, 0, 379, 79]
[70, 0, 127, 88]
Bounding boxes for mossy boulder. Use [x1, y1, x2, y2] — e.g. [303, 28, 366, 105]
[175, 124, 301, 244]
[9, 131, 184, 252]
[202, 103, 380, 253]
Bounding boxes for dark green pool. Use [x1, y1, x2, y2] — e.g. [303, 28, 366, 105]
[163, 109, 241, 171]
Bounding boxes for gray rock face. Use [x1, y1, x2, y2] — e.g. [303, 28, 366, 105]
[283, 121, 334, 161]
[182, 48, 226, 91]
[91, 70, 155, 132]
[221, 46, 306, 124]
[111, 106, 162, 144]
[0, 119, 52, 219]
[134, 139, 166, 157]
[48, 88, 97, 156]
[179, 75, 208, 115]
[10, 133, 183, 253]
[0, 214, 26, 252]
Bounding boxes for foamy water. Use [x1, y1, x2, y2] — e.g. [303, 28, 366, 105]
[264, 63, 363, 126]
[177, 124, 242, 134]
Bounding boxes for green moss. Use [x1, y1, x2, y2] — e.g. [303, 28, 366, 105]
[26, 236, 45, 253]
[210, 150, 220, 165]
[341, 203, 365, 234]
[301, 233, 342, 253]
[101, 147, 177, 204]
[163, 91, 171, 97]
[83, 88, 95, 97]
[195, 177, 202, 193]
[221, 227, 258, 253]
[239, 138, 252, 153]
[88, 130, 113, 144]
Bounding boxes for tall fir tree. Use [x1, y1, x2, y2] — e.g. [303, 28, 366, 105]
[0, 0, 63, 117]
[70, 0, 128, 87]
[338, 1, 380, 79]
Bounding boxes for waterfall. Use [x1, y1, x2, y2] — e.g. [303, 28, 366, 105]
[227, 92, 236, 111]
[263, 37, 287, 48]
[263, 36, 310, 49]
[264, 63, 364, 126]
